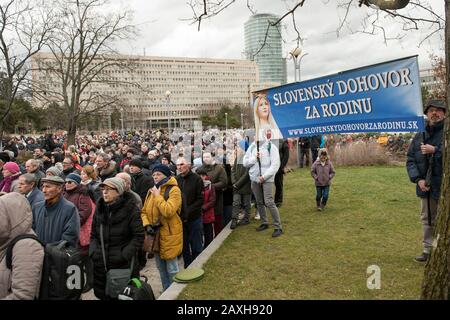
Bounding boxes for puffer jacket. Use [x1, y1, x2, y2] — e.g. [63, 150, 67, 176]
[141, 177, 182, 261]
[406, 120, 444, 200]
[311, 159, 336, 187]
[89, 192, 145, 300]
[243, 140, 280, 183]
[0, 193, 44, 300]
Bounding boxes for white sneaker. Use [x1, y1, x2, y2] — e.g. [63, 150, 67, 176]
[254, 213, 260, 220]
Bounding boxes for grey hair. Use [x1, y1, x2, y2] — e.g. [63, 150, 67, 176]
[96, 152, 111, 162]
[26, 159, 40, 167]
[20, 173, 37, 185]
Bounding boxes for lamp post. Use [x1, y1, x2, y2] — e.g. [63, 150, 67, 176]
[165, 90, 171, 133]
[120, 107, 124, 133]
[241, 113, 244, 130]
[225, 112, 228, 132]
[290, 47, 309, 82]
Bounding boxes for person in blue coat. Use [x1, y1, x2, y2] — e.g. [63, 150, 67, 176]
[17, 173, 45, 209]
[32, 176, 80, 248]
[406, 99, 446, 263]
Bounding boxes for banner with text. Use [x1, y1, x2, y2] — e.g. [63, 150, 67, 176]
[252, 56, 424, 138]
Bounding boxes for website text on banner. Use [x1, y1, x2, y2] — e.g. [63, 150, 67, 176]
[252, 56, 424, 138]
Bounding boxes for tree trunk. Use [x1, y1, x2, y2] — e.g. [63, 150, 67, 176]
[421, 0, 450, 300]
[67, 117, 77, 147]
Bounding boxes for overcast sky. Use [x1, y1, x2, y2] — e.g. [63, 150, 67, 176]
[117, 0, 444, 83]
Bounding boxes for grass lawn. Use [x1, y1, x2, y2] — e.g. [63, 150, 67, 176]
[178, 166, 425, 300]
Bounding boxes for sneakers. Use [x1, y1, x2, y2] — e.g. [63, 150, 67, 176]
[415, 252, 429, 263]
[230, 220, 237, 230]
[256, 224, 269, 232]
[316, 200, 322, 211]
[254, 213, 261, 220]
[272, 229, 283, 238]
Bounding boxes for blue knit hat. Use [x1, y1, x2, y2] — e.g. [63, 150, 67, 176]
[152, 164, 171, 177]
[65, 173, 81, 185]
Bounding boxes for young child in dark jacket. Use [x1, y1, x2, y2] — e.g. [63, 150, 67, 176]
[197, 169, 216, 249]
[310, 148, 335, 211]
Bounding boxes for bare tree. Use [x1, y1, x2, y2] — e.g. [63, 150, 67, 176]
[0, 0, 54, 147]
[187, 0, 450, 299]
[32, 0, 137, 145]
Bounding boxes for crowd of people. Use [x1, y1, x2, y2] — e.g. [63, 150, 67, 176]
[0, 126, 292, 300]
[0, 98, 445, 300]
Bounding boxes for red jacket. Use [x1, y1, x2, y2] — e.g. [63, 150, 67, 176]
[202, 182, 216, 224]
[63, 184, 94, 227]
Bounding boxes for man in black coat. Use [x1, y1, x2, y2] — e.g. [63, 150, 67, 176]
[310, 135, 322, 163]
[175, 156, 204, 269]
[406, 99, 446, 263]
[298, 137, 311, 168]
[129, 158, 154, 203]
[274, 139, 290, 207]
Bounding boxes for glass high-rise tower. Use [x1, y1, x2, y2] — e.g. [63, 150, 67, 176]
[244, 13, 287, 85]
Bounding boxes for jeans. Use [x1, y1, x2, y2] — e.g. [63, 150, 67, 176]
[182, 217, 204, 268]
[420, 197, 438, 254]
[251, 181, 282, 229]
[203, 223, 214, 249]
[222, 205, 233, 228]
[155, 255, 179, 291]
[316, 186, 330, 205]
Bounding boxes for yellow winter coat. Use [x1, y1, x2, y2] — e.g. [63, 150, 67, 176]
[141, 177, 183, 260]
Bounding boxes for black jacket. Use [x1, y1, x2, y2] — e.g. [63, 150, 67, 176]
[310, 135, 322, 150]
[278, 139, 290, 172]
[131, 171, 154, 203]
[298, 137, 311, 150]
[406, 120, 444, 200]
[176, 171, 204, 222]
[231, 155, 251, 195]
[89, 192, 145, 300]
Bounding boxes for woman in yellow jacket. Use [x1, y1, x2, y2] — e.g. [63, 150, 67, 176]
[141, 165, 182, 291]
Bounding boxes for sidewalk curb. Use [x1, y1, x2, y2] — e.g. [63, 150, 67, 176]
[158, 221, 233, 300]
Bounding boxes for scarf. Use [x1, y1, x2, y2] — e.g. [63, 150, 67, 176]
[0, 174, 20, 193]
[155, 176, 170, 189]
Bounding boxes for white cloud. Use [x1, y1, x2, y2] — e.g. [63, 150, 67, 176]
[115, 0, 444, 82]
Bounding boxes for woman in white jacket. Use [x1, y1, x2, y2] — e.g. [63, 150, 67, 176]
[243, 128, 283, 238]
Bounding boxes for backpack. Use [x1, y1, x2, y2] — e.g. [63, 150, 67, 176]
[6, 235, 87, 300]
[118, 276, 155, 300]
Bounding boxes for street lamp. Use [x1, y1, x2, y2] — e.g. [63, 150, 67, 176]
[165, 90, 171, 133]
[240, 113, 244, 130]
[225, 112, 228, 132]
[290, 47, 309, 82]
